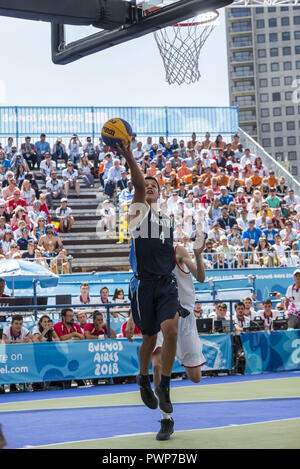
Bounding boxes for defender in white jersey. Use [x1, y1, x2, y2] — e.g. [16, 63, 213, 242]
[126, 234, 206, 440]
[153, 244, 206, 380]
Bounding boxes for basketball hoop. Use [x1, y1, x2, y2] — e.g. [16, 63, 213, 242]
[153, 10, 219, 85]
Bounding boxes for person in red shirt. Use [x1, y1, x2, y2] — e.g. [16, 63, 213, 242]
[84, 311, 117, 339]
[234, 187, 247, 210]
[121, 320, 141, 337]
[53, 308, 84, 341]
[6, 189, 27, 214]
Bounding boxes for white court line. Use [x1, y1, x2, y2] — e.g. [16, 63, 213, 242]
[0, 375, 299, 409]
[1, 396, 300, 414]
[22, 417, 300, 449]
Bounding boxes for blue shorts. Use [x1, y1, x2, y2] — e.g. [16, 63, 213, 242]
[129, 274, 179, 336]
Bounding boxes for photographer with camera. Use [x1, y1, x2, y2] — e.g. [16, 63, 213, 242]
[68, 134, 82, 164]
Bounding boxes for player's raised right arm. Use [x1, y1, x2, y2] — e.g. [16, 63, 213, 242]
[116, 143, 145, 204]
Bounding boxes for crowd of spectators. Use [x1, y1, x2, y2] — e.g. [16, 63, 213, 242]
[0, 134, 84, 271]
[100, 131, 300, 268]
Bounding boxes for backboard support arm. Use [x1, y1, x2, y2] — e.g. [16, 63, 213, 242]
[51, 0, 233, 64]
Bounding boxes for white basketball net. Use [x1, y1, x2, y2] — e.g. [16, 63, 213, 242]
[154, 11, 219, 86]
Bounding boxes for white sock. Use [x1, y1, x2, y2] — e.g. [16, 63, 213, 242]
[160, 411, 172, 420]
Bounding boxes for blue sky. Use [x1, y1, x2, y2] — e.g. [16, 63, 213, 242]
[0, 8, 229, 107]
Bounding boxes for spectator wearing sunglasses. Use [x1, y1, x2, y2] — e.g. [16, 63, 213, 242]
[62, 161, 80, 197]
[16, 226, 34, 251]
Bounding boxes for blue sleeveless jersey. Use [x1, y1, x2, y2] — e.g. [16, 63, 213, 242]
[130, 206, 175, 278]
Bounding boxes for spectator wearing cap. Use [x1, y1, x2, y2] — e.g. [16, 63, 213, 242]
[119, 180, 134, 207]
[200, 149, 213, 168]
[242, 219, 262, 247]
[227, 224, 242, 246]
[16, 226, 34, 251]
[234, 187, 247, 210]
[40, 153, 57, 182]
[266, 187, 281, 209]
[28, 200, 48, 226]
[217, 235, 235, 267]
[218, 186, 234, 206]
[217, 205, 237, 234]
[35, 134, 50, 169]
[98, 199, 116, 234]
[285, 269, 300, 329]
[149, 143, 158, 159]
[6, 189, 27, 214]
[56, 198, 74, 233]
[117, 170, 129, 191]
[146, 160, 158, 178]
[62, 160, 80, 197]
[45, 170, 65, 208]
[167, 190, 180, 213]
[262, 219, 279, 245]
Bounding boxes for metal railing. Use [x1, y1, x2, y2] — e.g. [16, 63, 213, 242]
[18, 256, 73, 274]
[201, 250, 300, 270]
[239, 127, 300, 193]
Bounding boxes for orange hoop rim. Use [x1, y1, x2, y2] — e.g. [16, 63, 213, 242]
[141, 5, 219, 27]
[173, 10, 219, 27]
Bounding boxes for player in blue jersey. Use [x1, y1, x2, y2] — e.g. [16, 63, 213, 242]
[116, 143, 179, 415]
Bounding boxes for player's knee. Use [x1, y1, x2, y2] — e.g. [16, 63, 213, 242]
[186, 369, 202, 383]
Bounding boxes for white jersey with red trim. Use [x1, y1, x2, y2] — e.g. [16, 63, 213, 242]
[173, 254, 195, 315]
[154, 247, 206, 368]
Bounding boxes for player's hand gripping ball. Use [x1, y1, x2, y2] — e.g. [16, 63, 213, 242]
[101, 118, 133, 147]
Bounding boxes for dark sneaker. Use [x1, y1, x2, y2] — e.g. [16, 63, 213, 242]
[136, 374, 158, 410]
[156, 418, 174, 441]
[0, 424, 6, 449]
[154, 385, 173, 414]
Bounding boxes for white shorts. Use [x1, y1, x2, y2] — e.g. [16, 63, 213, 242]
[153, 313, 206, 368]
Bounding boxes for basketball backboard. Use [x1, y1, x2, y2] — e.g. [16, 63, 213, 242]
[51, 0, 233, 65]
